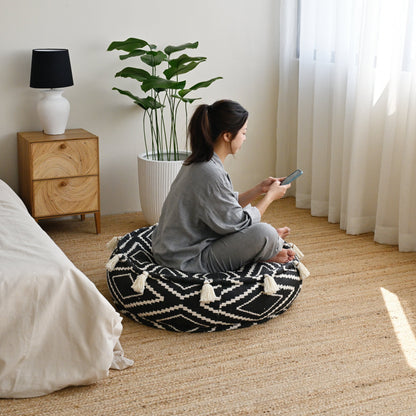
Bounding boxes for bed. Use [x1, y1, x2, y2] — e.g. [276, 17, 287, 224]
[0, 179, 132, 398]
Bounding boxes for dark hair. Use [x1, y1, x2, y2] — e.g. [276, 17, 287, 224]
[184, 99, 249, 165]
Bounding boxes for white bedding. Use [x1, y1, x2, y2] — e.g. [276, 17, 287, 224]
[0, 179, 132, 398]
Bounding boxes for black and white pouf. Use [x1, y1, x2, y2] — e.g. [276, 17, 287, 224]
[106, 225, 309, 333]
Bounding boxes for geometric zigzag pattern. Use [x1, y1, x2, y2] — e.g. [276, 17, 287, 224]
[107, 225, 303, 332]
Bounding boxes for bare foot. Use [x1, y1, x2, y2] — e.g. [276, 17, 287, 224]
[266, 248, 295, 264]
[277, 226, 290, 239]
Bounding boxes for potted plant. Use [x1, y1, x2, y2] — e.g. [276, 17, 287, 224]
[107, 37, 222, 224]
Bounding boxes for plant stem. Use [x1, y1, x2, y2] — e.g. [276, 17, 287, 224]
[185, 102, 189, 154]
[160, 92, 169, 160]
[143, 109, 149, 158]
[149, 109, 156, 158]
[168, 93, 175, 159]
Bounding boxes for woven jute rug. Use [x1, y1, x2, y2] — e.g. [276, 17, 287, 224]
[2, 198, 416, 415]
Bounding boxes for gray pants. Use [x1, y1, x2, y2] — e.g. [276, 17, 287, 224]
[201, 223, 283, 273]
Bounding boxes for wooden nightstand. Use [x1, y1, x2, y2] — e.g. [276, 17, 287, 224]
[17, 128, 101, 233]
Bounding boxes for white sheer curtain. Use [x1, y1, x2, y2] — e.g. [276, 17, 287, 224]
[277, 0, 416, 252]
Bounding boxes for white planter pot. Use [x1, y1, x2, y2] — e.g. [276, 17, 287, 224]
[138, 152, 189, 225]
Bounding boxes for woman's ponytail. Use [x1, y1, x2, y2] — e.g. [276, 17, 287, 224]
[185, 104, 213, 165]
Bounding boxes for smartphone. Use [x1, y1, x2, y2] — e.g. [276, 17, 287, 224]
[280, 169, 303, 185]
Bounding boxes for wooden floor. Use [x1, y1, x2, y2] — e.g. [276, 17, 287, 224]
[3, 198, 416, 416]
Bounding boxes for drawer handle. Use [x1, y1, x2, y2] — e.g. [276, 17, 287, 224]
[60, 181, 68, 187]
[59, 143, 67, 150]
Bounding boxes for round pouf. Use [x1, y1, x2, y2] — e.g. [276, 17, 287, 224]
[106, 225, 307, 333]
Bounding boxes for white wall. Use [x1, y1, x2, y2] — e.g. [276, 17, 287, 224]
[0, 0, 279, 214]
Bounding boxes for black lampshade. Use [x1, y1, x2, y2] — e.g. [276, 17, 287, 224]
[30, 49, 74, 89]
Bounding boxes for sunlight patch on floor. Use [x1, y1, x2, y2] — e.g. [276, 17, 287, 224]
[381, 287, 416, 370]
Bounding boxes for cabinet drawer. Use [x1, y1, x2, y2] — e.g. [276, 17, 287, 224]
[33, 176, 99, 217]
[32, 139, 98, 179]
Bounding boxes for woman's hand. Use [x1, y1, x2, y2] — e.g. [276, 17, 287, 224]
[243, 176, 290, 214]
[257, 177, 279, 194]
[266, 180, 290, 201]
[254, 181, 290, 216]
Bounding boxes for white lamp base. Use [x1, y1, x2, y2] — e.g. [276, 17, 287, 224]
[37, 89, 70, 135]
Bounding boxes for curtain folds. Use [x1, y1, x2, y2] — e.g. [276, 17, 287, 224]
[277, 0, 416, 251]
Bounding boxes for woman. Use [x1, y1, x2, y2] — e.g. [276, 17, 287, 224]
[152, 99, 295, 273]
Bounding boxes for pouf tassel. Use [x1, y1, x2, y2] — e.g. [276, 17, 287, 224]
[106, 254, 123, 271]
[200, 281, 220, 304]
[264, 274, 279, 295]
[290, 243, 304, 260]
[106, 236, 121, 251]
[294, 260, 310, 279]
[131, 271, 149, 295]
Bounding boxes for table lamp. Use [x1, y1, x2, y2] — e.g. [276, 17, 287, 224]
[30, 49, 74, 135]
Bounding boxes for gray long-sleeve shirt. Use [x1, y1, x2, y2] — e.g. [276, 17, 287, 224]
[151, 153, 261, 272]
